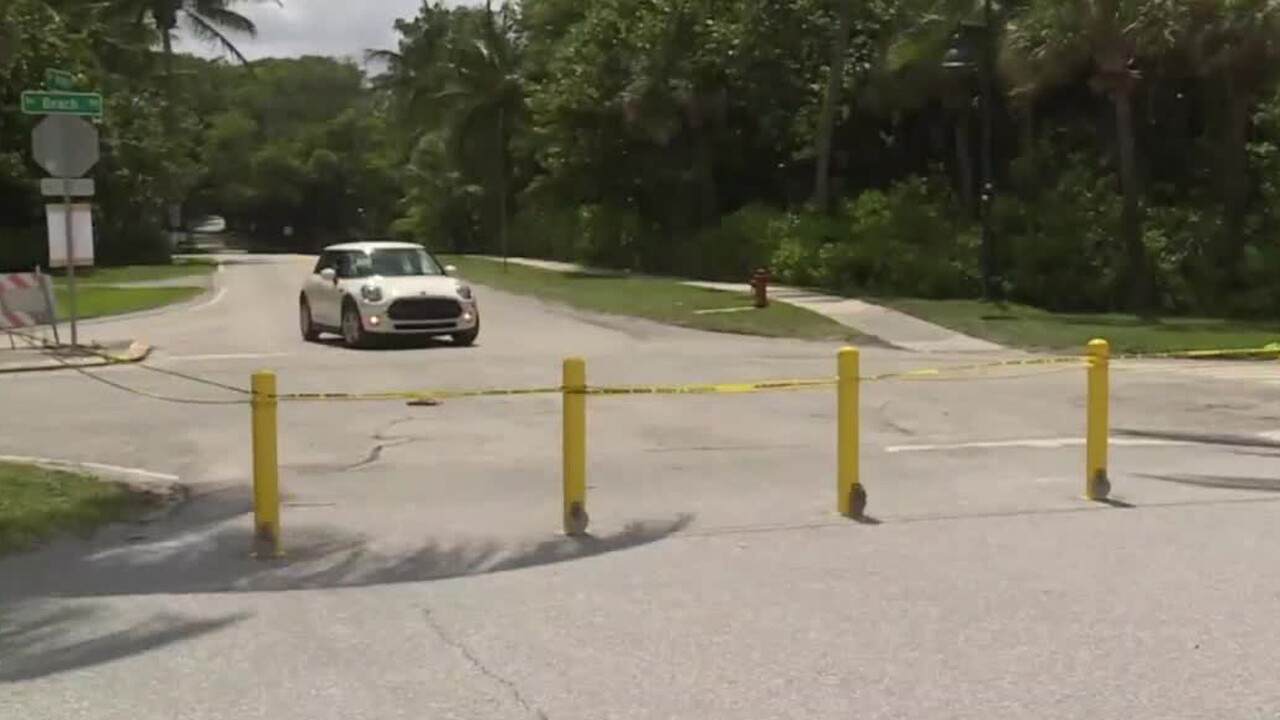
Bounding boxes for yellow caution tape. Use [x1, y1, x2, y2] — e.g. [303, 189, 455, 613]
[582, 378, 837, 396]
[866, 354, 1087, 381]
[278, 385, 565, 402]
[256, 345, 1280, 405]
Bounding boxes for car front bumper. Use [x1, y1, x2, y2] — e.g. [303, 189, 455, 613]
[356, 296, 479, 335]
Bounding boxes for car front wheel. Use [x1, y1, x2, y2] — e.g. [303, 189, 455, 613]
[341, 300, 367, 349]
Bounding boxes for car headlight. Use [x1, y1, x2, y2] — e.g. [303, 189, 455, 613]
[360, 284, 384, 302]
[457, 284, 473, 300]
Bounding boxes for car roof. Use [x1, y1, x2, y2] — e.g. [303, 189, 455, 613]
[323, 240, 427, 252]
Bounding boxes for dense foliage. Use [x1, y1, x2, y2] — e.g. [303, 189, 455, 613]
[6, 0, 1280, 316]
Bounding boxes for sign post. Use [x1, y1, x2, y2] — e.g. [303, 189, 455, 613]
[29, 94, 100, 346]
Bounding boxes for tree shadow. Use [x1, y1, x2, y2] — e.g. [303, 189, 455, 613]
[0, 488, 695, 600]
[0, 603, 250, 683]
[1136, 472, 1280, 493]
[1114, 427, 1280, 450]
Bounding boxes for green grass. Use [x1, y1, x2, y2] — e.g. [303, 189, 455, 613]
[0, 461, 156, 554]
[54, 285, 205, 320]
[49, 258, 216, 285]
[881, 297, 1280, 354]
[445, 256, 867, 342]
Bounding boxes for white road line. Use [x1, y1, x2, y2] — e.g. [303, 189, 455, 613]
[0, 454, 179, 481]
[191, 285, 227, 312]
[159, 352, 289, 362]
[884, 437, 1194, 453]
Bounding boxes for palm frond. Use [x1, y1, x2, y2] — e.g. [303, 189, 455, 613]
[184, 11, 251, 65]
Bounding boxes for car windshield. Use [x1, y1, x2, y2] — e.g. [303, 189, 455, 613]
[353, 248, 442, 278]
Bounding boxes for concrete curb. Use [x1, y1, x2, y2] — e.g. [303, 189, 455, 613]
[76, 261, 223, 328]
[0, 340, 153, 375]
[0, 454, 190, 526]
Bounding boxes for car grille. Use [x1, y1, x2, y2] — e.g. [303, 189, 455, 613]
[387, 297, 462, 321]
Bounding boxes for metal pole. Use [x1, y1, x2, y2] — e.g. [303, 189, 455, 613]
[62, 185, 78, 346]
[978, 0, 997, 300]
[36, 265, 59, 346]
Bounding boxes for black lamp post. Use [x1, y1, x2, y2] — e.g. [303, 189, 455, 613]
[942, 0, 997, 301]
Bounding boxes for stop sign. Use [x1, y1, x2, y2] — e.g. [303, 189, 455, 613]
[31, 114, 100, 178]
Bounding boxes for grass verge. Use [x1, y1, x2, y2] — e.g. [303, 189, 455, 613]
[49, 258, 217, 285]
[54, 286, 205, 320]
[881, 298, 1280, 354]
[445, 256, 866, 342]
[0, 461, 157, 554]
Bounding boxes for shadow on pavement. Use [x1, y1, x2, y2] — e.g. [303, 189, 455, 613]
[1137, 472, 1280, 493]
[0, 488, 694, 599]
[1115, 427, 1280, 450]
[314, 336, 466, 352]
[0, 603, 250, 683]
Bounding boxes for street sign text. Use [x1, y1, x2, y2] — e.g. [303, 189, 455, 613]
[21, 91, 103, 117]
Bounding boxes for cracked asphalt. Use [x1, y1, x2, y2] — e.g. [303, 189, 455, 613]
[2, 254, 1280, 719]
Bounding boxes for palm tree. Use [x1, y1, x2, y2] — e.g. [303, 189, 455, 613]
[862, 1, 998, 213]
[1005, 0, 1185, 312]
[132, 0, 273, 225]
[434, 0, 524, 267]
[1185, 0, 1280, 286]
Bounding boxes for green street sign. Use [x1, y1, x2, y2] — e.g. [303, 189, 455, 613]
[21, 91, 102, 117]
[44, 69, 75, 90]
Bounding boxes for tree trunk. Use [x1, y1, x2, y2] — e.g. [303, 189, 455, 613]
[955, 110, 975, 216]
[1113, 87, 1153, 313]
[1220, 88, 1250, 288]
[496, 103, 509, 270]
[1017, 101, 1035, 159]
[160, 20, 182, 230]
[812, 0, 852, 215]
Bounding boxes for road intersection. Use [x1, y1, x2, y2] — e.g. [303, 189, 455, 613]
[2, 254, 1279, 719]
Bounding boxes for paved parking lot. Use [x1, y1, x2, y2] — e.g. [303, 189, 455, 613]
[2, 254, 1278, 720]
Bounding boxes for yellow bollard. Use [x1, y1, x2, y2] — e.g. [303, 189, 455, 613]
[562, 357, 589, 536]
[250, 370, 282, 557]
[837, 346, 866, 517]
[1085, 338, 1111, 501]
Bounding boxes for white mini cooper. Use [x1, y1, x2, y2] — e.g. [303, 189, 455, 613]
[299, 241, 479, 348]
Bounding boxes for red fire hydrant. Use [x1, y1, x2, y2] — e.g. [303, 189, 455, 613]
[749, 267, 770, 308]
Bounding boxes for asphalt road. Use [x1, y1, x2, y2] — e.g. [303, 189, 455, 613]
[3, 254, 1280, 719]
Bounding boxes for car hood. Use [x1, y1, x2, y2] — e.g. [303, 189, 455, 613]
[359, 275, 466, 299]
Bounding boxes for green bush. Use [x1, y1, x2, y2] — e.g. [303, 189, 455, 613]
[765, 175, 977, 297]
[677, 203, 791, 281]
[509, 202, 587, 260]
[996, 143, 1119, 312]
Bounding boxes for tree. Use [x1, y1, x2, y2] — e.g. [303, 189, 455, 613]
[1005, 0, 1185, 312]
[132, 0, 271, 224]
[435, 0, 523, 265]
[1186, 0, 1280, 286]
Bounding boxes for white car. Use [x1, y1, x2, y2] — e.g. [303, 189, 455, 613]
[298, 241, 480, 348]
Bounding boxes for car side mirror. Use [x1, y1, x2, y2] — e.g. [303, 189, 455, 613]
[444, 265, 457, 275]
[319, 268, 337, 282]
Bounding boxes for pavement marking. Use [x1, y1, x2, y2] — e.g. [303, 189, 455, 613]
[192, 285, 228, 312]
[884, 437, 1195, 453]
[0, 454, 180, 481]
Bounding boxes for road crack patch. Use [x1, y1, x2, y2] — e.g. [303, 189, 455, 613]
[342, 416, 426, 472]
[422, 606, 550, 720]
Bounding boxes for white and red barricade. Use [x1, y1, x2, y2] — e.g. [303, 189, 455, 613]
[0, 271, 56, 329]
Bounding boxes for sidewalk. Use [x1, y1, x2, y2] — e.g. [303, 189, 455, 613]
[489, 257, 1004, 353]
[0, 338, 152, 374]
